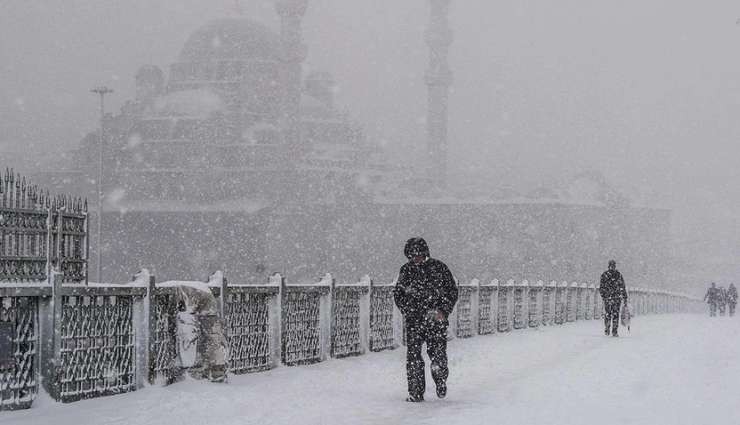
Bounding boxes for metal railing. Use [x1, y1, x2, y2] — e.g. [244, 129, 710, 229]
[0, 169, 87, 284]
[1, 270, 704, 411]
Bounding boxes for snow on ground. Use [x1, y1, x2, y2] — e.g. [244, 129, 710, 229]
[5, 314, 739, 425]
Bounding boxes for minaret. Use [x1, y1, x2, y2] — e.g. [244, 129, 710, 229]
[425, 0, 453, 188]
[275, 0, 308, 155]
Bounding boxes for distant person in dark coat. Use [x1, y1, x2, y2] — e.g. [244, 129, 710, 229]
[727, 284, 738, 317]
[703, 283, 719, 317]
[393, 237, 458, 402]
[600, 260, 628, 337]
[718, 286, 728, 316]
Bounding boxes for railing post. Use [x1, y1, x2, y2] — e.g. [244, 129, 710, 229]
[130, 269, 153, 389]
[144, 272, 157, 385]
[43, 270, 63, 401]
[358, 275, 371, 355]
[470, 279, 480, 336]
[528, 280, 543, 328]
[319, 273, 333, 361]
[490, 279, 499, 332]
[516, 280, 529, 329]
[38, 281, 55, 401]
[268, 273, 283, 367]
[502, 279, 514, 331]
[544, 280, 557, 325]
[220, 276, 228, 318]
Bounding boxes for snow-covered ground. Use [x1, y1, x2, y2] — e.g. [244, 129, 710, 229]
[5, 314, 738, 425]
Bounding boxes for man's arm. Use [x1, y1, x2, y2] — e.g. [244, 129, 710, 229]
[437, 264, 458, 318]
[393, 270, 409, 316]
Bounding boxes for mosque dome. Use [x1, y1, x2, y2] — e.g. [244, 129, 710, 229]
[178, 18, 280, 63]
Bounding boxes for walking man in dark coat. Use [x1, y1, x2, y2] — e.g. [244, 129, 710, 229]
[600, 260, 628, 337]
[704, 283, 719, 317]
[394, 237, 458, 402]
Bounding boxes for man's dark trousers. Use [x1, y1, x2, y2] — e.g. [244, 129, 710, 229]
[405, 320, 448, 398]
[603, 299, 621, 335]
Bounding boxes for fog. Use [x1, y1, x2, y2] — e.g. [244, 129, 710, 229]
[1, 0, 739, 289]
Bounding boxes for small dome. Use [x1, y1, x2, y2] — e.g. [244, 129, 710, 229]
[178, 18, 280, 63]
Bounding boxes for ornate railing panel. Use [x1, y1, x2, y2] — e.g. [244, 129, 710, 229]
[331, 287, 363, 357]
[566, 287, 576, 322]
[513, 287, 526, 329]
[456, 288, 474, 338]
[0, 296, 37, 411]
[282, 291, 322, 365]
[151, 291, 179, 385]
[542, 288, 553, 325]
[478, 287, 495, 335]
[225, 291, 272, 373]
[575, 288, 585, 320]
[369, 286, 395, 351]
[0, 209, 47, 283]
[0, 170, 87, 284]
[528, 288, 540, 328]
[555, 287, 566, 325]
[58, 294, 135, 402]
[50, 208, 87, 284]
[497, 287, 510, 332]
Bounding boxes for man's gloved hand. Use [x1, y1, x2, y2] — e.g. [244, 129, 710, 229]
[426, 310, 445, 322]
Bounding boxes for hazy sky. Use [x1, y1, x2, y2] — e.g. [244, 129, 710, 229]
[2, 0, 739, 281]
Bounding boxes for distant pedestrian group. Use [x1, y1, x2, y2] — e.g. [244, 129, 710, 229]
[704, 283, 737, 317]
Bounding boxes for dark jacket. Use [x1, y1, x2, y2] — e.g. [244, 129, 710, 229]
[717, 288, 728, 306]
[704, 287, 719, 304]
[728, 286, 738, 304]
[600, 269, 627, 301]
[393, 238, 458, 325]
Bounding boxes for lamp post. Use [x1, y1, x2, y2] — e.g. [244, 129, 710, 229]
[90, 86, 113, 283]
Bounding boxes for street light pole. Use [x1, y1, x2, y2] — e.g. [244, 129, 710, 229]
[90, 86, 113, 283]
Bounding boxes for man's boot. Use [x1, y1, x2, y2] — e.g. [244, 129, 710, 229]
[406, 394, 424, 402]
[436, 381, 447, 399]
